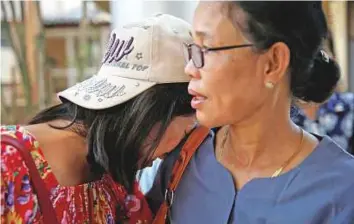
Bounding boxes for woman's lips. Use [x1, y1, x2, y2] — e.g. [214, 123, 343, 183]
[191, 96, 207, 109]
[188, 89, 207, 109]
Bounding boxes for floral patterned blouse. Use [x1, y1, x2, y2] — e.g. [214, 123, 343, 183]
[292, 92, 354, 152]
[1, 125, 153, 224]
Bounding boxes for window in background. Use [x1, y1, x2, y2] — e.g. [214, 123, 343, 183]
[74, 35, 101, 68]
[1, 25, 11, 47]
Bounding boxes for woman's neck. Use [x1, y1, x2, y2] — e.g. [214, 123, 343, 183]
[25, 121, 95, 186]
[224, 99, 301, 169]
[301, 104, 320, 120]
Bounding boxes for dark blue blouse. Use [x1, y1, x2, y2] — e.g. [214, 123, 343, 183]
[148, 131, 354, 224]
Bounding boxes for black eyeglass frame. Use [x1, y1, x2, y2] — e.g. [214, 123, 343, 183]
[183, 43, 254, 68]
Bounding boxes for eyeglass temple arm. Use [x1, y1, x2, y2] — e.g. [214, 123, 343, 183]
[207, 44, 254, 52]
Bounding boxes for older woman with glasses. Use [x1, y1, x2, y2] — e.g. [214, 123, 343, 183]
[147, 2, 354, 224]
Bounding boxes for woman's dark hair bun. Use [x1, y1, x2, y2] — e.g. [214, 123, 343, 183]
[232, 2, 340, 104]
[293, 50, 340, 103]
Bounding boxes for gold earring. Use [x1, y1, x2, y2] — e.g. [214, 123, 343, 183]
[265, 82, 274, 89]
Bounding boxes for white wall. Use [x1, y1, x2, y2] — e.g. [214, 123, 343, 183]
[110, 0, 198, 29]
[350, 41, 354, 92]
[349, 2, 354, 92]
[329, 1, 349, 91]
[0, 47, 17, 84]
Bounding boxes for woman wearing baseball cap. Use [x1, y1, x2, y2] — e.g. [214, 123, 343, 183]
[1, 14, 194, 224]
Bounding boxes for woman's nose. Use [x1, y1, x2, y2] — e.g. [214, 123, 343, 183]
[185, 59, 201, 79]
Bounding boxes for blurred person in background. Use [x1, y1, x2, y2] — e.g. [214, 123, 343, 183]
[351, 120, 354, 153]
[147, 2, 354, 223]
[293, 32, 354, 154]
[1, 14, 195, 224]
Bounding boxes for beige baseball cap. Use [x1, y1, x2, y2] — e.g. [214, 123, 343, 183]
[58, 14, 192, 110]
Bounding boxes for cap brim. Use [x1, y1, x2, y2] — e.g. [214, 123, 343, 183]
[57, 75, 156, 110]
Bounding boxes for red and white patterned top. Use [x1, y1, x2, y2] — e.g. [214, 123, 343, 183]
[1, 125, 152, 224]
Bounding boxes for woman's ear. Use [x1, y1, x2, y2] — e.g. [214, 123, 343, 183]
[263, 42, 290, 85]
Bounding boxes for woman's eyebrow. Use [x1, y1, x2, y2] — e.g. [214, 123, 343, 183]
[192, 29, 214, 41]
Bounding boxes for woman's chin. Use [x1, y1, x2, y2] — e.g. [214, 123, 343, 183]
[196, 110, 232, 129]
[196, 112, 216, 128]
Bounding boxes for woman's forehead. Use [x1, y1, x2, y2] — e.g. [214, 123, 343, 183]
[193, 2, 246, 44]
[194, 2, 227, 32]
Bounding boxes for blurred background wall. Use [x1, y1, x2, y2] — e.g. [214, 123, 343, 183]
[1, 0, 353, 124]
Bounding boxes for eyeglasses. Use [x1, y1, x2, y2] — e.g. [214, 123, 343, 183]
[183, 43, 254, 68]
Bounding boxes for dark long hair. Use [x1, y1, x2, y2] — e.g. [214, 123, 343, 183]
[29, 83, 193, 192]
